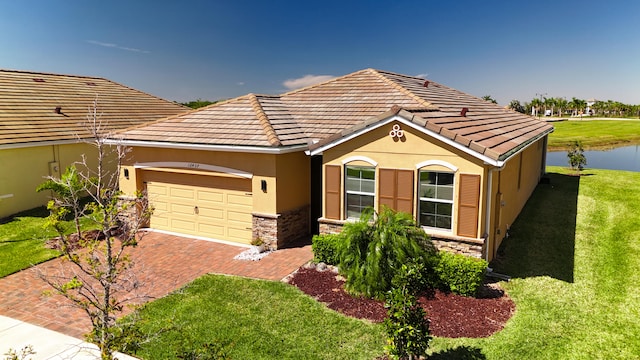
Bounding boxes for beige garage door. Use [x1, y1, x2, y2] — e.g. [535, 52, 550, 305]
[145, 172, 253, 244]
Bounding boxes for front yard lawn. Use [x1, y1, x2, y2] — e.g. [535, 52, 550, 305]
[0, 207, 60, 277]
[129, 274, 386, 360]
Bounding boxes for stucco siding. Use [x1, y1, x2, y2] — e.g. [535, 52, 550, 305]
[0, 143, 113, 219]
[321, 121, 485, 237]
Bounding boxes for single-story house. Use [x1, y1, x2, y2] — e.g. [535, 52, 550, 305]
[0, 70, 187, 219]
[111, 69, 553, 261]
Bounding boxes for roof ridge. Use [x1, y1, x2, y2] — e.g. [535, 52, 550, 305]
[280, 68, 371, 97]
[369, 69, 438, 110]
[248, 93, 282, 147]
[0, 68, 107, 81]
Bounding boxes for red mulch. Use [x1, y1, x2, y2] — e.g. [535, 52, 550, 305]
[288, 267, 515, 338]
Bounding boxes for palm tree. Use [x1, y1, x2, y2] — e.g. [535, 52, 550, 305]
[508, 99, 525, 113]
[556, 97, 568, 117]
[482, 95, 498, 104]
[530, 98, 542, 116]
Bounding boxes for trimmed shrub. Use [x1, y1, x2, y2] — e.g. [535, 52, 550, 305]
[311, 234, 342, 265]
[435, 252, 488, 297]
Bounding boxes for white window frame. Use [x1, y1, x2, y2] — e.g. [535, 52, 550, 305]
[344, 165, 376, 219]
[418, 170, 455, 231]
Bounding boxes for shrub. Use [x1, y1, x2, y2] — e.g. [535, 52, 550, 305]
[311, 234, 342, 265]
[435, 252, 488, 297]
[337, 207, 436, 299]
[384, 262, 431, 359]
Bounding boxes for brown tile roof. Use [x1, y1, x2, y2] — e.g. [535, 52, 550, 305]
[0, 70, 187, 148]
[116, 68, 553, 161]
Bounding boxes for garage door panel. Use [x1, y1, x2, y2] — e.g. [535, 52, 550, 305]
[171, 203, 196, 216]
[146, 175, 253, 244]
[228, 194, 252, 207]
[170, 218, 197, 232]
[228, 210, 252, 223]
[198, 223, 225, 237]
[228, 227, 252, 243]
[197, 191, 224, 204]
[169, 187, 195, 200]
[198, 208, 225, 221]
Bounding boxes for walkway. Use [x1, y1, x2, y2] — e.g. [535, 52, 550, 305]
[0, 231, 312, 339]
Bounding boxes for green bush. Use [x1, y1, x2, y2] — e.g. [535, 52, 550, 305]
[337, 207, 436, 299]
[435, 252, 488, 297]
[311, 234, 342, 265]
[384, 262, 431, 359]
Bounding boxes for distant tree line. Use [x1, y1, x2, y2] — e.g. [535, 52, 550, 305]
[505, 97, 640, 118]
[180, 99, 218, 109]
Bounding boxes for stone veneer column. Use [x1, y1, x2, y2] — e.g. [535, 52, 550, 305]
[252, 205, 310, 250]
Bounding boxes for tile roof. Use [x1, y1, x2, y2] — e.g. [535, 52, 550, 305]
[0, 70, 187, 148]
[116, 68, 553, 161]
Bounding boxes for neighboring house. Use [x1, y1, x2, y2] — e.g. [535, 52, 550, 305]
[0, 70, 188, 219]
[111, 69, 553, 261]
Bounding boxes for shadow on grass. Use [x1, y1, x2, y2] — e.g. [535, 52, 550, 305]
[429, 345, 486, 359]
[491, 172, 580, 282]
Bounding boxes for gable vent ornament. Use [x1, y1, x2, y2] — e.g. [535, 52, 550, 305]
[389, 124, 404, 139]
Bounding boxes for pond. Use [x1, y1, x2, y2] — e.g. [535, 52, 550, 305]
[546, 144, 640, 172]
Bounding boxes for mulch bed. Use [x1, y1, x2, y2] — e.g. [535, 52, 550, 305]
[288, 266, 515, 338]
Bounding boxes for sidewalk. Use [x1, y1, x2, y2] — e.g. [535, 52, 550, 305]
[0, 316, 137, 359]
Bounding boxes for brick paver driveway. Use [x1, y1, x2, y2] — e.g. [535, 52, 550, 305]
[0, 231, 312, 338]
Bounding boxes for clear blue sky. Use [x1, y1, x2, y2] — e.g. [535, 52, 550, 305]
[2, 0, 639, 105]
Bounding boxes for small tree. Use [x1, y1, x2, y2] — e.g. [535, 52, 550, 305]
[36, 98, 152, 359]
[384, 262, 431, 360]
[337, 207, 435, 299]
[567, 140, 587, 175]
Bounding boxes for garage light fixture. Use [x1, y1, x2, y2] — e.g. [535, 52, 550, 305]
[261, 180, 267, 192]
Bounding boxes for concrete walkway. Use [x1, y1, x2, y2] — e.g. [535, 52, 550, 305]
[0, 316, 136, 359]
[0, 231, 313, 358]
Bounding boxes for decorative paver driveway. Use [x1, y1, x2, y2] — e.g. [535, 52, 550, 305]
[0, 231, 312, 338]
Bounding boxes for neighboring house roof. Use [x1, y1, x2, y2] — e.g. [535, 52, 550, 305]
[0, 69, 188, 149]
[115, 68, 553, 162]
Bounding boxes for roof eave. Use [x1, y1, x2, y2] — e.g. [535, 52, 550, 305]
[104, 138, 309, 155]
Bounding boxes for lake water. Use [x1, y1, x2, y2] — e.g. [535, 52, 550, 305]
[546, 145, 640, 172]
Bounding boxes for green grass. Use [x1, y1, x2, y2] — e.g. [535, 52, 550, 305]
[0, 206, 96, 277]
[0, 207, 61, 277]
[128, 166, 640, 359]
[548, 120, 640, 150]
[429, 167, 640, 359]
[129, 275, 386, 359]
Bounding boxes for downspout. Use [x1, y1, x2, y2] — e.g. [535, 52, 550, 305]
[484, 168, 494, 261]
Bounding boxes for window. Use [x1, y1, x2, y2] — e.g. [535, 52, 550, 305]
[418, 171, 454, 230]
[345, 166, 375, 219]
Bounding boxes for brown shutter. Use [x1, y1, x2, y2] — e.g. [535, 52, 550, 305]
[325, 165, 341, 220]
[378, 168, 414, 215]
[457, 174, 480, 238]
[378, 168, 395, 210]
[396, 170, 414, 214]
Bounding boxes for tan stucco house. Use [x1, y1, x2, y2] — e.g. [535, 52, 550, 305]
[0, 70, 187, 219]
[112, 69, 553, 261]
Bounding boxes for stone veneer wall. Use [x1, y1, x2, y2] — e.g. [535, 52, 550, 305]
[252, 205, 310, 250]
[318, 218, 485, 259]
[430, 237, 484, 259]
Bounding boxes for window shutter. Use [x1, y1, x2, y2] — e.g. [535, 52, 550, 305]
[379, 168, 414, 215]
[457, 174, 480, 238]
[325, 165, 341, 220]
